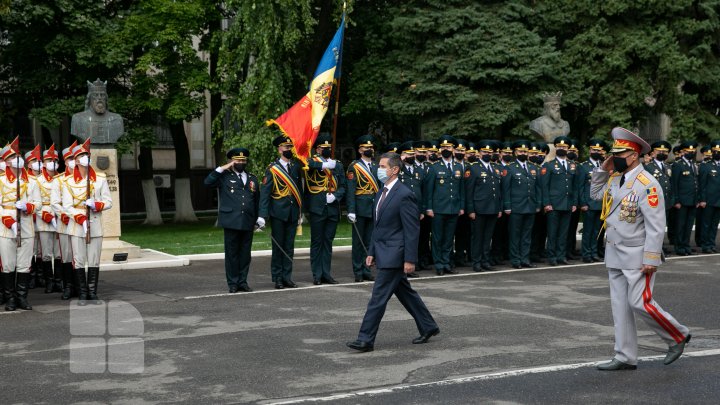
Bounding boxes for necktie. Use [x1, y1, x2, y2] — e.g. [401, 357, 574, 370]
[447, 163, 452, 172]
[660, 162, 664, 172]
[523, 164, 528, 174]
[409, 166, 413, 175]
[376, 187, 388, 218]
[239, 172, 245, 188]
[619, 174, 626, 187]
[562, 161, 567, 171]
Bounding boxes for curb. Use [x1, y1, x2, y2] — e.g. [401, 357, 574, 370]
[179, 245, 353, 261]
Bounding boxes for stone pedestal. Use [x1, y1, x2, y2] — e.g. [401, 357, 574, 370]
[91, 147, 141, 261]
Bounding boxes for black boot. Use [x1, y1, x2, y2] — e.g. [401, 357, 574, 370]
[28, 257, 37, 289]
[3, 272, 17, 311]
[44, 260, 54, 293]
[87, 267, 100, 303]
[74, 267, 88, 305]
[61, 262, 73, 300]
[53, 258, 63, 293]
[15, 272, 32, 310]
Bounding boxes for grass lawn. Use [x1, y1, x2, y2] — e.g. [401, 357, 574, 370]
[120, 217, 353, 255]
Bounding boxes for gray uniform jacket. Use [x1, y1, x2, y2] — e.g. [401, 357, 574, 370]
[590, 165, 664, 269]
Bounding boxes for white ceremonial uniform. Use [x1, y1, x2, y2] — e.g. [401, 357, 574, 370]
[0, 170, 41, 273]
[591, 164, 690, 365]
[34, 169, 61, 261]
[52, 170, 75, 266]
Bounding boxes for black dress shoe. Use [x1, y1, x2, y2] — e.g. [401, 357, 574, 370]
[597, 359, 636, 371]
[435, 269, 443, 276]
[548, 261, 558, 266]
[444, 268, 457, 274]
[521, 263, 536, 268]
[313, 279, 321, 285]
[322, 277, 339, 285]
[346, 340, 374, 352]
[355, 276, 363, 282]
[412, 328, 440, 344]
[558, 260, 570, 265]
[481, 264, 492, 271]
[512, 264, 522, 269]
[582, 257, 592, 263]
[228, 286, 239, 293]
[283, 280, 297, 288]
[238, 284, 253, 292]
[362, 274, 375, 281]
[407, 272, 419, 278]
[592, 256, 603, 262]
[664, 334, 691, 365]
[473, 266, 484, 272]
[275, 281, 285, 289]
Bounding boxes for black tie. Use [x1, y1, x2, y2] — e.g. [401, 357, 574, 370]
[619, 174, 626, 187]
[522, 163, 528, 174]
[376, 187, 388, 217]
[447, 163, 452, 172]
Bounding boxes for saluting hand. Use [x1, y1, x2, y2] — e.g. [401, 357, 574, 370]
[221, 161, 234, 171]
[601, 156, 614, 172]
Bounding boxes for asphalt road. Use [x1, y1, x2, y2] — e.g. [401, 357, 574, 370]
[1, 251, 719, 404]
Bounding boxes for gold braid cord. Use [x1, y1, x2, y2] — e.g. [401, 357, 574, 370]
[271, 171, 291, 200]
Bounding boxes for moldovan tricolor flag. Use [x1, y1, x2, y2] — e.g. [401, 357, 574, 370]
[266, 15, 345, 165]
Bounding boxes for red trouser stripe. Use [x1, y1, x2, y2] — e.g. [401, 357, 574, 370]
[643, 274, 684, 343]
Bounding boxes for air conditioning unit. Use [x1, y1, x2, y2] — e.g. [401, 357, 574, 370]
[153, 174, 172, 188]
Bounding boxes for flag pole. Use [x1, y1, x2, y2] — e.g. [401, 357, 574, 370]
[330, 3, 347, 159]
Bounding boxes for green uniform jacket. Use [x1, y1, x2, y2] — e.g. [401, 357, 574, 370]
[305, 155, 347, 217]
[670, 158, 698, 206]
[501, 161, 541, 214]
[346, 159, 380, 218]
[644, 160, 673, 206]
[399, 164, 424, 212]
[423, 160, 465, 214]
[698, 161, 720, 207]
[540, 158, 577, 210]
[465, 162, 502, 215]
[578, 160, 603, 211]
[204, 169, 260, 231]
[259, 158, 303, 222]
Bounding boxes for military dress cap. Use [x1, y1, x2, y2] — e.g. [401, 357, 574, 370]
[428, 140, 439, 152]
[500, 141, 513, 153]
[455, 139, 468, 151]
[272, 135, 293, 147]
[539, 142, 550, 154]
[528, 143, 540, 153]
[62, 141, 78, 161]
[24, 145, 41, 162]
[680, 140, 699, 151]
[587, 138, 609, 151]
[512, 140, 531, 151]
[710, 140, 720, 151]
[568, 139, 579, 152]
[701, 145, 711, 157]
[43, 144, 58, 160]
[382, 142, 401, 153]
[673, 145, 682, 154]
[466, 142, 477, 153]
[226, 147, 250, 160]
[437, 134, 458, 148]
[477, 139, 495, 152]
[609, 127, 651, 154]
[354, 134, 375, 149]
[650, 140, 671, 152]
[413, 140, 432, 151]
[399, 141, 415, 154]
[1, 145, 17, 161]
[553, 136, 572, 147]
[313, 133, 332, 149]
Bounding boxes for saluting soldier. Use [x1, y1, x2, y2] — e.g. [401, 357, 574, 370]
[346, 135, 379, 282]
[644, 141, 673, 253]
[453, 139, 471, 267]
[566, 140, 582, 259]
[414, 140, 433, 270]
[540, 136, 578, 266]
[63, 141, 113, 305]
[305, 134, 345, 284]
[698, 140, 720, 253]
[423, 135, 464, 275]
[578, 139, 608, 263]
[502, 140, 541, 269]
[0, 141, 41, 311]
[259, 136, 304, 289]
[592, 127, 690, 371]
[490, 141, 512, 265]
[398, 141, 424, 278]
[24, 146, 44, 289]
[465, 140, 502, 271]
[204, 147, 261, 293]
[670, 140, 699, 256]
[34, 145, 63, 293]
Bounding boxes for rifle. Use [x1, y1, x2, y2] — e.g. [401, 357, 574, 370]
[16, 152, 21, 247]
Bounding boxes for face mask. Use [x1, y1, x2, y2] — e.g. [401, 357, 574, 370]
[502, 155, 513, 163]
[590, 152, 602, 161]
[416, 155, 427, 163]
[321, 148, 332, 159]
[429, 153, 438, 162]
[45, 161, 58, 172]
[78, 155, 90, 167]
[467, 156, 478, 163]
[684, 152, 695, 161]
[67, 160, 76, 170]
[555, 149, 567, 158]
[10, 157, 25, 169]
[30, 161, 41, 171]
[233, 163, 246, 172]
[655, 153, 667, 161]
[362, 150, 374, 158]
[282, 150, 294, 159]
[491, 154, 499, 162]
[713, 152, 720, 161]
[568, 152, 578, 161]
[481, 155, 491, 163]
[403, 157, 415, 165]
[454, 153, 464, 160]
[440, 149, 453, 159]
[517, 154, 528, 162]
[613, 156, 629, 173]
[377, 167, 392, 183]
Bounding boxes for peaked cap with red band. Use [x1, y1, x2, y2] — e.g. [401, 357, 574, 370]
[609, 127, 650, 155]
[72, 138, 91, 159]
[25, 144, 41, 162]
[1, 136, 20, 161]
[43, 144, 58, 160]
[62, 141, 78, 161]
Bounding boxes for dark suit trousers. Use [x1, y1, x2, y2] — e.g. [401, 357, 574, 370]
[581, 210, 602, 259]
[490, 213, 509, 262]
[531, 212, 547, 260]
[471, 214, 497, 267]
[310, 211, 338, 281]
[667, 207, 677, 246]
[454, 214, 471, 264]
[701, 206, 720, 250]
[695, 207, 705, 247]
[431, 214, 458, 270]
[546, 210, 571, 261]
[357, 268, 438, 345]
[223, 228, 253, 287]
[567, 209, 581, 254]
[419, 216, 433, 266]
[352, 216, 373, 277]
[675, 205, 696, 253]
[509, 213, 534, 266]
[270, 217, 296, 282]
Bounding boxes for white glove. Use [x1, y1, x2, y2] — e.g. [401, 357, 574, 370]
[10, 223, 17, 237]
[348, 213, 356, 223]
[322, 159, 337, 170]
[256, 217, 265, 229]
[326, 193, 336, 204]
[85, 198, 96, 211]
[15, 201, 27, 212]
[82, 221, 88, 235]
[298, 215, 304, 226]
[51, 218, 58, 229]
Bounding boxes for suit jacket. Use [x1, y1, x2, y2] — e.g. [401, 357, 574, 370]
[465, 162, 502, 215]
[670, 158, 698, 206]
[368, 180, 420, 269]
[204, 168, 260, 231]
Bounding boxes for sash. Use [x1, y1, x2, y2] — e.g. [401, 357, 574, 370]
[269, 164, 302, 208]
[354, 161, 379, 193]
[312, 157, 337, 191]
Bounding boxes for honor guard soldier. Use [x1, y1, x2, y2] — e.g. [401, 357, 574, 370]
[305, 134, 345, 284]
[566, 140, 582, 259]
[423, 135, 465, 275]
[259, 136, 304, 289]
[592, 127, 690, 370]
[698, 140, 720, 253]
[346, 135, 379, 282]
[670, 140, 699, 255]
[25, 145, 44, 289]
[204, 147, 260, 293]
[644, 141, 673, 253]
[0, 141, 41, 311]
[398, 141, 423, 277]
[62, 141, 113, 305]
[540, 136, 578, 265]
[578, 139, 608, 263]
[501, 140, 541, 269]
[52, 141, 78, 300]
[413, 140, 434, 270]
[34, 145, 63, 293]
[465, 140, 502, 271]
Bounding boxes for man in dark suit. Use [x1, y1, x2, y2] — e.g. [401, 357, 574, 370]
[347, 152, 439, 352]
[204, 147, 261, 293]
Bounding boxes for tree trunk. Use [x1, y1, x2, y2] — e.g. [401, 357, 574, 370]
[139, 146, 163, 225]
[169, 121, 198, 223]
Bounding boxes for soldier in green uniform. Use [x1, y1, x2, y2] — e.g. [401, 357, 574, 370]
[644, 141, 673, 254]
[428, 141, 440, 163]
[204, 147, 260, 293]
[424, 135, 465, 275]
[490, 141, 512, 265]
[578, 139, 608, 263]
[398, 141, 424, 278]
[259, 136, 304, 289]
[466, 140, 503, 271]
[540, 136, 578, 265]
[695, 146, 711, 248]
[346, 135, 379, 282]
[698, 140, 720, 253]
[465, 143, 478, 164]
[670, 140, 699, 256]
[305, 134, 345, 285]
[566, 140, 582, 259]
[453, 139, 471, 267]
[414, 140, 433, 270]
[530, 142, 549, 263]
